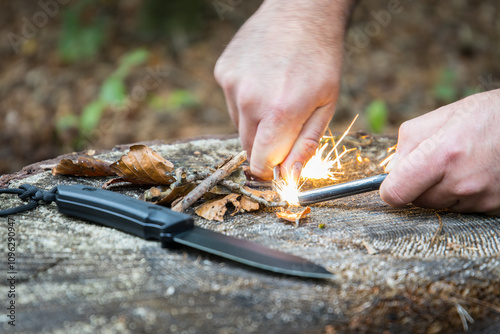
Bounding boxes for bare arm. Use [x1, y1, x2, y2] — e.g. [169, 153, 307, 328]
[215, 0, 355, 180]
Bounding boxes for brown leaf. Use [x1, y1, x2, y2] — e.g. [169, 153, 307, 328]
[243, 186, 278, 202]
[240, 196, 259, 212]
[194, 193, 241, 222]
[276, 207, 311, 226]
[52, 157, 115, 177]
[109, 145, 176, 185]
[155, 183, 197, 206]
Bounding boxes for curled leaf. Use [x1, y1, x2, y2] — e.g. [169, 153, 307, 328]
[109, 145, 176, 185]
[154, 183, 197, 206]
[194, 193, 241, 222]
[276, 207, 311, 227]
[52, 157, 115, 177]
[240, 196, 259, 212]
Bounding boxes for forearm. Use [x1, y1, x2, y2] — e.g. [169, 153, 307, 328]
[215, 0, 355, 179]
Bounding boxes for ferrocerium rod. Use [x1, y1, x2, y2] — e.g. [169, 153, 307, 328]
[298, 174, 388, 206]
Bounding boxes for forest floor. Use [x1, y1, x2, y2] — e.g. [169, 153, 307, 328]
[0, 0, 499, 174]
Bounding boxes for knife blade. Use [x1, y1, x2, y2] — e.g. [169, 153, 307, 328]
[55, 184, 333, 279]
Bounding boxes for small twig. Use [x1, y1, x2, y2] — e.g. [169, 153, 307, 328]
[245, 180, 273, 188]
[362, 240, 379, 255]
[169, 167, 186, 189]
[185, 171, 210, 183]
[429, 212, 444, 248]
[172, 151, 247, 212]
[454, 302, 474, 331]
[220, 179, 288, 208]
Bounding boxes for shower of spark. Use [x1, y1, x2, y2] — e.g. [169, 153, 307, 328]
[275, 115, 360, 204]
[300, 115, 359, 179]
[273, 179, 300, 206]
[380, 144, 398, 168]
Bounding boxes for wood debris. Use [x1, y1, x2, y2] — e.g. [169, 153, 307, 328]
[276, 207, 311, 227]
[172, 151, 247, 212]
[51, 145, 293, 222]
[52, 157, 115, 177]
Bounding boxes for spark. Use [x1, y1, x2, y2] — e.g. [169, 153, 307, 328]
[275, 115, 359, 204]
[273, 179, 300, 206]
[379, 153, 395, 167]
[380, 144, 397, 167]
[300, 115, 359, 179]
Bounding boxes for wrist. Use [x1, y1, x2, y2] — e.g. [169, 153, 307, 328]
[259, 0, 355, 30]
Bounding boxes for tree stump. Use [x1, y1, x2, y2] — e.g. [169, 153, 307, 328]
[1, 134, 499, 333]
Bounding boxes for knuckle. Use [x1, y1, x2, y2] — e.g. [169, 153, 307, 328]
[451, 178, 484, 198]
[214, 60, 234, 89]
[301, 137, 321, 159]
[250, 160, 272, 180]
[266, 100, 290, 121]
[236, 88, 256, 112]
[440, 140, 463, 166]
[397, 120, 413, 142]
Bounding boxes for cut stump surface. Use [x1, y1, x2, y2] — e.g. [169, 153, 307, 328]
[1, 135, 499, 333]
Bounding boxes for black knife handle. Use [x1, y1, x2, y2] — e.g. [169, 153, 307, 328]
[55, 184, 194, 248]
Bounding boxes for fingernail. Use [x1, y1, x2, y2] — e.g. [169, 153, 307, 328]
[385, 153, 400, 173]
[273, 165, 282, 182]
[291, 161, 303, 183]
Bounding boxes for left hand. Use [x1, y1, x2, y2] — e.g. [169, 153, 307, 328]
[380, 89, 500, 215]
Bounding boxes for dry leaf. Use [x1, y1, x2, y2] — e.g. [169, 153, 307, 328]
[240, 195, 259, 212]
[141, 186, 166, 201]
[243, 186, 278, 202]
[276, 207, 311, 226]
[109, 145, 176, 185]
[52, 157, 115, 177]
[194, 193, 241, 222]
[155, 183, 197, 206]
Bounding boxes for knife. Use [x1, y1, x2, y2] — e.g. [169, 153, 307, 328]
[54, 184, 333, 279]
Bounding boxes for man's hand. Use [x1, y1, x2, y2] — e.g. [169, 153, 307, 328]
[214, 0, 353, 180]
[380, 89, 500, 215]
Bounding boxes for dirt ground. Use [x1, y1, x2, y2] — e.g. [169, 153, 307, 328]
[1, 0, 499, 174]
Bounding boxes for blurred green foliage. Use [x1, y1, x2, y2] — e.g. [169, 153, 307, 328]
[58, 0, 107, 63]
[56, 48, 150, 145]
[149, 89, 199, 113]
[139, 0, 206, 37]
[365, 99, 388, 134]
[58, 0, 208, 62]
[433, 68, 458, 103]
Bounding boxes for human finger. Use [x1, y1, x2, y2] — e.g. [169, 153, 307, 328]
[280, 103, 334, 183]
[394, 105, 454, 158]
[380, 133, 447, 207]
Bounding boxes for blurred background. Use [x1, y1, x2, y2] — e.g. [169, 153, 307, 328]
[0, 0, 499, 174]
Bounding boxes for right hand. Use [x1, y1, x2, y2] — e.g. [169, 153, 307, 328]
[214, 0, 353, 180]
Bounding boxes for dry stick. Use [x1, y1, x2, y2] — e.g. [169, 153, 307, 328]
[169, 167, 186, 189]
[172, 151, 247, 212]
[429, 212, 444, 248]
[245, 180, 273, 188]
[220, 179, 288, 208]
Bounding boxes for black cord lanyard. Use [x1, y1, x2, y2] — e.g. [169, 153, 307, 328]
[0, 184, 58, 216]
